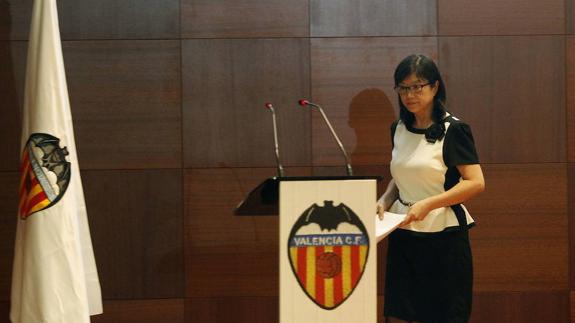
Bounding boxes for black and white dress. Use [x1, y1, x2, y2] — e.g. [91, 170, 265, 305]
[384, 114, 479, 323]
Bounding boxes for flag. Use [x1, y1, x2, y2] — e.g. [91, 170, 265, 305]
[10, 0, 103, 322]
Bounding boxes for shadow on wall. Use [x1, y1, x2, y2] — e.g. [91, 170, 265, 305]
[348, 88, 396, 166]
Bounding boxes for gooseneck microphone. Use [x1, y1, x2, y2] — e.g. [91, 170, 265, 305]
[298, 99, 353, 176]
[265, 102, 285, 177]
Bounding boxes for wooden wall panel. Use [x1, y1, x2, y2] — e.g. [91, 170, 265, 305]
[182, 39, 311, 168]
[311, 0, 436, 37]
[0, 41, 26, 171]
[311, 37, 437, 166]
[438, 0, 564, 35]
[471, 291, 569, 323]
[186, 297, 277, 323]
[571, 291, 575, 322]
[569, 164, 575, 289]
[0, 0, 33, 40]
[91, 299, 184, 323]
[63, 40, 182, 170]
[439, 36, 565, 164]
[2, 0, 180, 40]
[181, 0, 308, 38]
[0, 301, 8, 323]
[568, 0, 575, 34]
[187, 292, 572, 322]
[568, 38, 575, 162]
[83, 169, 184, 299]
[311, 165, 390, 182]
[58, 0, 179, 40]
[185, 167, 311, 297]
[0, 172, 19, 301]
[466, 164, 568, 291]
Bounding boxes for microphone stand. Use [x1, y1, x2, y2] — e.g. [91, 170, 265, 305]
[299, 100, 353, 176]
[265, 103, 284, 177]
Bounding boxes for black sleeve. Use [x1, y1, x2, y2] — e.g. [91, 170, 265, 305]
[443, 121, 479, 167]
[390, 119, 399, 148]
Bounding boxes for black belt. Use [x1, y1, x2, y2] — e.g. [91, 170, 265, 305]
[397, 196, 469, 230]
[397, 196, 414, 207]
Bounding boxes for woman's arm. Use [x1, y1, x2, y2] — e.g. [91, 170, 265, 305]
[402, 164, 485, 225]
[377, 178, 399, 219]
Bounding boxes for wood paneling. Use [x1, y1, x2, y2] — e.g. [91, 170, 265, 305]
[185, 167, 311, 297]
[571, 291, 575, 322]
[181, 0, 308, 38]
[186, 291, 571, 322]
[439, 36, 565, 164]
[91, 299, 184, 323]
[1, 1, 573, 322]
[0, 0, 33, 40]
[2, 0, 180, 40]
[63, 40, 182, 169]
[568, 38, 575, 162]
[182, 39, 311, 168]
[311, 0, 436, 37]
[0, 41, 26, 171]
[0, 301, 8, 323]
[466, 164, 568, 291]
[58, 0, 179, 40]
[83, 169, 184, 299]
[188, 250, 278, 298]
[568, 164, 575, 289]
[186, 297, 277, 323]
[311, 37, 437, 166]
[0, 172, 19, 301]
[438, 0, 564, 35]
[568, 0, 575, 34]
[312, 165, 390, 181]
[471, 291, 569, 323]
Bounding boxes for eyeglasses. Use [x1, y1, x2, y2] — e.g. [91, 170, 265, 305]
[394, 83, 432, 95]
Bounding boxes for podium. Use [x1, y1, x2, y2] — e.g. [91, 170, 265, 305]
[236, 176, 381, 323]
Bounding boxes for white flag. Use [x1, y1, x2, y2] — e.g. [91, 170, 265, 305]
[10, 0, 103, 322]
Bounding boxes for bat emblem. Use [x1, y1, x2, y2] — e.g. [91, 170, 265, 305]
[18, 133, 71, 219]
[287, 200, 369, 310]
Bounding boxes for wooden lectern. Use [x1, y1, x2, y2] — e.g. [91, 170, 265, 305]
[236, 176, 380, 323]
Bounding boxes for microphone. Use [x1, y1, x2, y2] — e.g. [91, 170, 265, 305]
[265, 102, 284, 177]
[298, 99, 353, 176]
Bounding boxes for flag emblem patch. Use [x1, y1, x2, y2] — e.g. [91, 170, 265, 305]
[288, 200, 369, 310]
[19, 133, 71, 219]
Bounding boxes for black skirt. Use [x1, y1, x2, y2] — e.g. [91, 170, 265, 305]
[384, 228, 473, 323]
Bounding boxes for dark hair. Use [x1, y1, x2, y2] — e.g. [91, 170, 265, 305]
[394, 54, 447, 128]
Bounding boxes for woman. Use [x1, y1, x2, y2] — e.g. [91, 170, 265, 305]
[377, 54, 485, 323]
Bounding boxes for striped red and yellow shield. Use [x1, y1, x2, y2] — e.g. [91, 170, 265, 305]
[289, 233, 368, 309]
[18, 133, 71, 220]
[19, 148, 52, 219]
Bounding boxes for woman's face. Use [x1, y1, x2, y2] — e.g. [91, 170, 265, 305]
[397, 73, 438, 117]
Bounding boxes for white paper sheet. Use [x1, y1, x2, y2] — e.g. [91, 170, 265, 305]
[375, 212, 407, 242]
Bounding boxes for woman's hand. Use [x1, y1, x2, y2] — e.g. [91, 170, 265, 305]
[377, 179, 398, 221]
[377, 203, 386, 220]
[401, 199, 432, 226]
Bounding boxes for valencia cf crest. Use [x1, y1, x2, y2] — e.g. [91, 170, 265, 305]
[18, 133, 71, 219]
[288, 200, 370, 310]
